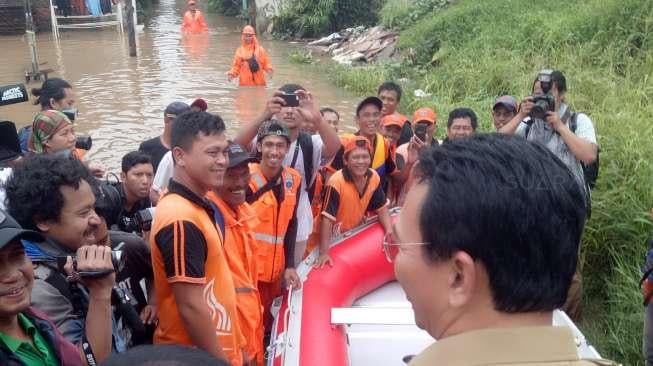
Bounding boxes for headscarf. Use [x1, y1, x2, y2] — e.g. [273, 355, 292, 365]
[239, 25, 260, 56]
[29, 110, 72, 153]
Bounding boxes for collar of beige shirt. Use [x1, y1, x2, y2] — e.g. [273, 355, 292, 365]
[409, 326, 595, 366]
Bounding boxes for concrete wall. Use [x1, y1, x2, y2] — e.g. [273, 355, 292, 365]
[0, 0, 51, 35]
[255, 0, 284, 35]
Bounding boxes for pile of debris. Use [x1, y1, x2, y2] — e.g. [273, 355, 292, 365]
[307, 26, 399, 65]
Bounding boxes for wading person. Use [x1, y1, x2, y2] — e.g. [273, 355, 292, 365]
[390, 134, 616, 366]
[499, 69, 598, 321]
[312, 136, 392, 268]
[227, 26, 273, 87]
[207, 143, 264, 365]
[4, 154, 122, 360]
[246, 121, 302, 333]
[181, 0, 208, 34]
[150, 111, 245, 365]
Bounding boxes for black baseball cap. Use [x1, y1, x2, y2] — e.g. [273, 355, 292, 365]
[226, 143, 256, 169]
[0, 209, 43, 250]
[0, 121, 22, 164]
[356, 96, 383, 116]
[164, 101, 191, 118]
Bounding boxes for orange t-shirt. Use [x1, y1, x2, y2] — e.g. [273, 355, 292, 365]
[150, 181, 244, 365]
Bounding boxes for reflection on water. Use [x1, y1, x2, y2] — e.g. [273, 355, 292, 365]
[0, 0, 357, 171]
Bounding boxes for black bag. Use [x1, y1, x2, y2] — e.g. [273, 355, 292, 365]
[247, 48, 260, 73]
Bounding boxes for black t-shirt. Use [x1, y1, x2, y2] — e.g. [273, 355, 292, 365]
[110, 230, 153, 311]
[138, 137, 168, 173]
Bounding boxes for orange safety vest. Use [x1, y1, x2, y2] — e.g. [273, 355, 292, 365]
[206, 193, 264, 364]
[150, 193, 244, 366]
[248, 163, 301, 283]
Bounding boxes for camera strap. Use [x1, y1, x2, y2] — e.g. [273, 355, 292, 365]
[81, 334, 98, 366]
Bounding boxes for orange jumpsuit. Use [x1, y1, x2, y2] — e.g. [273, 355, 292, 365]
[181, 10, 208, 34]
[207, 192, 265, 364]
[227, 26, 273, 86]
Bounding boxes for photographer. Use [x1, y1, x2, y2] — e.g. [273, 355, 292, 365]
[499, 69, 598, 322]
[4, 154, 127, 356]
[92, 181, 156, 346]
[0, 209, 115, 365]
[499, 69, 598, 190]
[115, 151, 154, 236]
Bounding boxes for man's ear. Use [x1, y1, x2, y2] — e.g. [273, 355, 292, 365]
[172, 146, 185, 167]
[35, 217, 52, 234]
[448, 251, 477, 309]
[256, 142, 262, 154]
[120, 172, 126, 181]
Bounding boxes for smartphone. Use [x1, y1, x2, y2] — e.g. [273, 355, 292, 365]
[414, 123, 427, 142]
[280, 93, 299, 107]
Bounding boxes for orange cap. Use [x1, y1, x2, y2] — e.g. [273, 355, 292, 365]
[343, 136, 372, 157]
[412, 107, 437, 124]
[381, 114, 403, 128]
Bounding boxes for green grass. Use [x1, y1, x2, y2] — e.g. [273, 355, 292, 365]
[322, 0, 653, 364]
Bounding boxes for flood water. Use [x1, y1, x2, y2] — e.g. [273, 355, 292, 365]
[0, 0, 357, 171]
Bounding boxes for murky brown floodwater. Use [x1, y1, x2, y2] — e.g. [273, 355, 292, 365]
[0, 0, 357, 171]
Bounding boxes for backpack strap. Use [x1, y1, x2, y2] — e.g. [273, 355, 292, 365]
[297, 132, 315, 195]
[34, 262, 88, 316]
[246, 171, 282, 204]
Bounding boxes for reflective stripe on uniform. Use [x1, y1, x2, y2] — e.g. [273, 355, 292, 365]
[251, 172, 265, 189]
[253, 232, 284, 244]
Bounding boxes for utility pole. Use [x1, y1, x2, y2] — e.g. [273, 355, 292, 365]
[24, 0, 41, 81]
[125, 0, 136, 57]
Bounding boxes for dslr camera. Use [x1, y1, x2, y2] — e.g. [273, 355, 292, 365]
[119, 207, 155, 233]
[529, 69, 556, 120]
[56, 247, 125, 278]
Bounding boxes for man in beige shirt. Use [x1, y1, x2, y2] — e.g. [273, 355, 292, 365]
[386, 134, 618, 366]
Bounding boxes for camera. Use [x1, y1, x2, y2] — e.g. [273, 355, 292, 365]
[414, 123, 428, 142]
[529, 69, 556, 120]
[529, 93, 556, 120]
[75, 135, 92, 150]
[0, 84, 28, 106]
[280, 93, 299, 107]
[56, 248, 125, 278]
[119, 207, 155, 233]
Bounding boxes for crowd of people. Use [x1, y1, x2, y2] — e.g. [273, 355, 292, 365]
[0, 64, 620, 366]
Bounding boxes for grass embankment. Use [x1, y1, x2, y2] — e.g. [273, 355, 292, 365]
[320, 0, 653, 364]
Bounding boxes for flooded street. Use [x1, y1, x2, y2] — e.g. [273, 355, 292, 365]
[0, 0, 357, 170]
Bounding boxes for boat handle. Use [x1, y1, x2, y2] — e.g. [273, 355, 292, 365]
[282, 285, 294, 364]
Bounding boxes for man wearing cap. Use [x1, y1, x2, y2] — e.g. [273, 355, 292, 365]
[235, 84, 341, 268]
[246, 120, 302, 333]
[139, 101, 190, 174]
[313, 136, 392, 268]
[391, 107, 438, 206]
[4, 154, 123, 361]
[492, 95, 518, 130]
[381, 113, 403, 148]
[207, 143, 264, 365]
[181, 0, 208, 34]
[0, 209, 117, 365]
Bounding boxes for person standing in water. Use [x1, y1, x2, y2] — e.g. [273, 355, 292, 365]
[181, 0, 208, 34]
[227, 26, 274, 87]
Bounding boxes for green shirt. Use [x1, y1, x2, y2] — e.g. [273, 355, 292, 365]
[0, 313, 60, 366]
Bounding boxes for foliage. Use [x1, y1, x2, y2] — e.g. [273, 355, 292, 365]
[207, 0, 240, 15]
[273, 0, 384, 39]
[379, 0, 450, 30]
[287, 49, 315, 64]
[326, 0, 653, 364]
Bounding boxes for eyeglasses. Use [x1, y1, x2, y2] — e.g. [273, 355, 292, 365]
[382, 231, 429, 263]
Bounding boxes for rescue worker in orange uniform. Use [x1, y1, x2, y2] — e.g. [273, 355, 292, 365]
[246, 120, 302, 331]
[227, 25, 274, 87]
[313, 136, 393, 267]
[207, 143, 264, 365]
[181, 0, 208, 34]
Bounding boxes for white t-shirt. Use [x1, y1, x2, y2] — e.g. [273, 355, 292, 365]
[152, 151, 173, 193]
